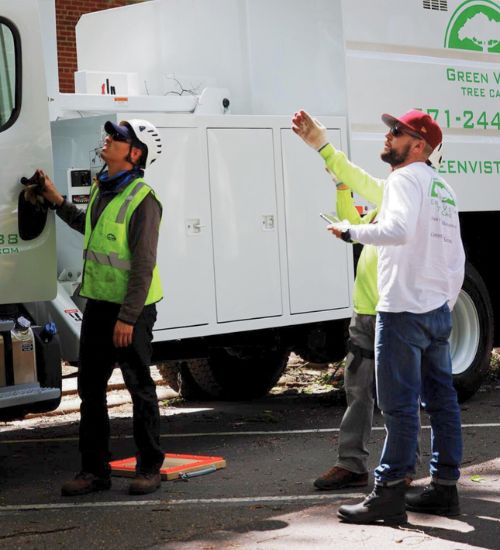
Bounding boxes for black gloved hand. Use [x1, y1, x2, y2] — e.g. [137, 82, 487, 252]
[21, 171, 48, 209]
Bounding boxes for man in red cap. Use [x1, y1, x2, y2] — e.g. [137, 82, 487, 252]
[326, 110, 465, 524]
[292, 111, 445, 495]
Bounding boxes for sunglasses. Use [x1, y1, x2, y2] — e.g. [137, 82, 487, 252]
[390, 124, 423, 140]
[108, 131, 131, 143]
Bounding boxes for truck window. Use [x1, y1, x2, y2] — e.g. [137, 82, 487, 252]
[0, 18, 20, 132]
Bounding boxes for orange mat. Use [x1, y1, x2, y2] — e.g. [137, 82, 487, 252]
[110, 453, 226, 480]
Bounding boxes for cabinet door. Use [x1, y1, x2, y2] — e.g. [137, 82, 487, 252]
[148, 127, 214, 329]
[281, 129, 351, 314]
[208, 129, 282, 323]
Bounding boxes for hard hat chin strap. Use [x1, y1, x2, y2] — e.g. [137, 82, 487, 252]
[96, 163, 107, 178]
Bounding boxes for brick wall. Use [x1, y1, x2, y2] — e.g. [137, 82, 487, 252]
[56, 0, 145, 93]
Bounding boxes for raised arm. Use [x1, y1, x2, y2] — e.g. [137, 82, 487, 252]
[292, 110, 385, 207]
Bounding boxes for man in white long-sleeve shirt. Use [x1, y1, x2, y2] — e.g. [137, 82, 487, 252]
[331, 110, 465, 525]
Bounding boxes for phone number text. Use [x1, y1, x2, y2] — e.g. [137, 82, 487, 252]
[417, 108, 499, 131]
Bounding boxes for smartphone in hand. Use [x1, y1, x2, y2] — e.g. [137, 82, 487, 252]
[319, 212, 340, 224]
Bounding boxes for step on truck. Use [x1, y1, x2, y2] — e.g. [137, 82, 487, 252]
[0, 0, 498, 416]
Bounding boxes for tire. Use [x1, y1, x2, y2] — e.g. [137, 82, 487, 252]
[184, 358, 223, 398]
[450, 263, 493, 402]
[0, 405, 28, 422]
[157, 360, 211, 400]
[187, 347, 290, 400]
[293, 319, 349, 364]
[157, 361, 181, 393]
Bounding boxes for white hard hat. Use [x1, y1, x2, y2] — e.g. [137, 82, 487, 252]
[123, 119, 163, 169]
[427, 142, 443, 171]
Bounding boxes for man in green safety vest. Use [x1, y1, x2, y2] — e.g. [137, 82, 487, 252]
[39, 119, 165, 496]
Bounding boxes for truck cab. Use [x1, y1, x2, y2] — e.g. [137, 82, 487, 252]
[0, 1, 62, 417]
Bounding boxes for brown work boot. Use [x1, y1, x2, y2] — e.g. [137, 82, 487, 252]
[61, 472, 112, 496]
[314, 466, 368, 490]
[129, 472, 162, 495]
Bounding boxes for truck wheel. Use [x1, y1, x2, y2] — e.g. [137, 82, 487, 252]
[450, 263, 493, 402]
[293, 319, 348, 364]
[184, 358, 223, 398]
[157, 361, 181, 393]
[0, 405, 28, 422]
[187, 347, 290, 400]
[157, 360, 210, 400]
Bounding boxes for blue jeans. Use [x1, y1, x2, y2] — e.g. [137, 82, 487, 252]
[374, 303, 462, 485]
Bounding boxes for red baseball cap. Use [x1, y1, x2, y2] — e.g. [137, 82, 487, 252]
[381, 109, 442, 149]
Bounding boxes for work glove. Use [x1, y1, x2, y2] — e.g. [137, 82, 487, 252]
[291, 110, 329, 151]
[23, 184, 47, 208]
[20, 171, 47, 210]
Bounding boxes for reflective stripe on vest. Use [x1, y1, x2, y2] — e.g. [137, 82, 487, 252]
[82, 249, 131, 271]
[115, 181, 147, 223]
[80, 177, 163, 305]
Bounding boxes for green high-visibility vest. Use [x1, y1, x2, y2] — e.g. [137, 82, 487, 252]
[80, 177, 163, 305]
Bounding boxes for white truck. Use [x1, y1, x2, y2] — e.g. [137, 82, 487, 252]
[0, 0, 498, 417]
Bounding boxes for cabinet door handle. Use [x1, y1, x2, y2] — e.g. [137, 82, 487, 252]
[186, 219, 206, 235]
[262, 214, 275, 230]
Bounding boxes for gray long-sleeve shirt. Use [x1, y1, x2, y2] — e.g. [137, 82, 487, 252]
[57, 186, 162, 324]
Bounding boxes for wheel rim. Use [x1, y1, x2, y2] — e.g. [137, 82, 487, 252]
[450, 290, 480, 375]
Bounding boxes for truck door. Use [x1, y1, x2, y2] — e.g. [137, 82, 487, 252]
[0, 0, 56, 305]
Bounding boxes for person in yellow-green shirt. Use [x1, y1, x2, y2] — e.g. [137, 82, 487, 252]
[318, 178, 381, 489]
[292, 110, 441, 491]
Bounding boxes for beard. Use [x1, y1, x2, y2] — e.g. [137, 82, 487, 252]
[381, 143, 411, 167]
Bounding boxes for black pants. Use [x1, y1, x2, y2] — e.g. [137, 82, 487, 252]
[78, 299, 164, 477]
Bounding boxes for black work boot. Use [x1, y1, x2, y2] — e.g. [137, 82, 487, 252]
[406, 482, 460, 516]
[61, 472, 112, 496]
[337, 481, 408, 525]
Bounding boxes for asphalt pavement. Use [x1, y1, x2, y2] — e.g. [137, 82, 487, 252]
[0, 379, 499, 549]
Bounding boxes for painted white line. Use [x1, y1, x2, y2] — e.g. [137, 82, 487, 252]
[0, 493, 363, 513]
[0, 422, 499, 445]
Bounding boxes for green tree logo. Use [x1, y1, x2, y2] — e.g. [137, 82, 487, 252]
[430, 180, 456, 207]
[445, 0, 500, 53]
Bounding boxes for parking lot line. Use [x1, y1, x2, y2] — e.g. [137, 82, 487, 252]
[0, 493, 364, 513]
[0, 422, 499, 445]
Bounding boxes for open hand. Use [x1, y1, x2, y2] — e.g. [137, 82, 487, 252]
[113, 320, 134, 348]
[291, 110, 329, 150]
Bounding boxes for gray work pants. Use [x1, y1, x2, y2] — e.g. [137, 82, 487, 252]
[335, 312, 376, 474]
